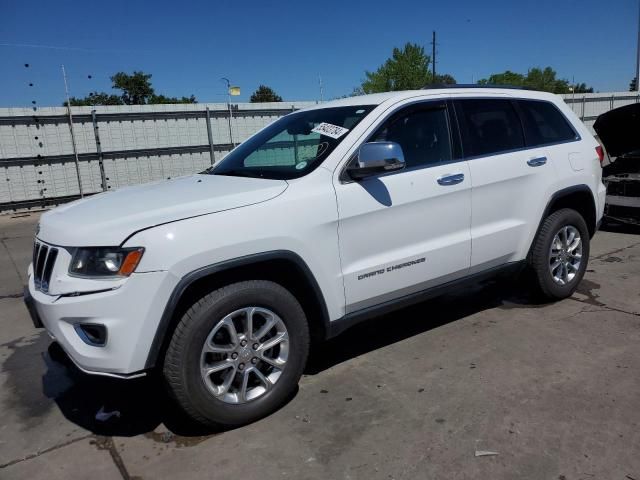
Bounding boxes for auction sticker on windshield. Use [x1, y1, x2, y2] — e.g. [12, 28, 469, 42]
[311, 122, 349, 139]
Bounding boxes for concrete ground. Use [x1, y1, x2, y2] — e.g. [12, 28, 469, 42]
[1, 212, 639, 480]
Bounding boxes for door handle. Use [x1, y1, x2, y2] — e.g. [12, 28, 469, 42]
[437, 173, 465, 186]
[527, 156, 547, 167]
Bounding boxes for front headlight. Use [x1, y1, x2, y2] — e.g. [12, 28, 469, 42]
[69, 247, 144, 278]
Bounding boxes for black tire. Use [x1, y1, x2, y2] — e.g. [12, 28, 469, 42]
[163, 280, 309, 428]
[528, 208, 590, 300]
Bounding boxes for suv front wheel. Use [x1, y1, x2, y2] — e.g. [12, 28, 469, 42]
[163, 280, 310, 428]
[528, 208, 590, 300]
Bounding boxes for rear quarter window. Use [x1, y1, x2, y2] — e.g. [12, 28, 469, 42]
[516, 100, 578, 147]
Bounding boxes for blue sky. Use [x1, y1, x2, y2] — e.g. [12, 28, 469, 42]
[1, 0, 638, 107]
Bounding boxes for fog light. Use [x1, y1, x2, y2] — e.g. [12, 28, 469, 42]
[74, 323, 107, 347]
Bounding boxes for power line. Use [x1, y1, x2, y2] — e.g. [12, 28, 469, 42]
[0, 42, 149, 53]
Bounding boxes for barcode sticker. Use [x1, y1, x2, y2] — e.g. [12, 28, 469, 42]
[311, 122, 349, 139]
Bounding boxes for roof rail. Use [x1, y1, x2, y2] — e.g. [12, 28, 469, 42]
[422, 83, 534, 91]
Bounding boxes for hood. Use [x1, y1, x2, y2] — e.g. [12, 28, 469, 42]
[38, 174, 288, 246]
[593, 103, 640, 158]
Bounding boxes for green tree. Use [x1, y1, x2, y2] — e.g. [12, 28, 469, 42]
[358, 43, 456, 93]
[250, 85, 283, 102]
[477, 67, 580, 94]
[433, 73, 457, 85]
[477, 70, 526, 87]
[630, 77, 638, 92]
[149, 94, 198, 104]
[111, 71, 154, 105]
[524, 67, 570, 93]
[67, 92, 123, 106]
[63, 71, 197, 106]
[361, 43, 431, 93]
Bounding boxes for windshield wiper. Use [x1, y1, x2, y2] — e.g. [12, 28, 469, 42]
[214, 169, 266, 179]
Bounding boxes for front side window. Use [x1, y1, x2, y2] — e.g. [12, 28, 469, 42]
[209, 105, 375, 180]
[516, 100, 577, 146]
[371, 104, 452, 168]
[455, 99, 525, 157]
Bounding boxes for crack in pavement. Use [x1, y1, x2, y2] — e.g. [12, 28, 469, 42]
[571, 299, 640, 318]
[0, 434, 134, 480]
[593, 241, 640, 261]
[92, 436, 132, 480]
[0, 434, 92, 469]
[1, 238, 25, 281]
[0, 293, 24, 300]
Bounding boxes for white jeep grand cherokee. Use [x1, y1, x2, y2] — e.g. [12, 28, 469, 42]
[25, 87, 606, 427]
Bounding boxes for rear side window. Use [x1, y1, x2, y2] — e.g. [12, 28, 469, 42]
[516, 100, 577, 146]
[455, 99, 525, 157]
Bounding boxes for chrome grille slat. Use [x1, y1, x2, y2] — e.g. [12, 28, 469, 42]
[32, 241, 58, 293]
[35, 244, 48, 288]
[33, 242, 40, 274]
[42, 249, 58, 292]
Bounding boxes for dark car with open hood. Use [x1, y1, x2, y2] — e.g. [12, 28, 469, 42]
[594, 103, 640, 225]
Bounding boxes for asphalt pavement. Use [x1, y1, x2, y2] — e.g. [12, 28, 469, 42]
[1, 212, 639, 479]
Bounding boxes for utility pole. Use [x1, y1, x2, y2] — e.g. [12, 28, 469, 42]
[636, 0, 640, 91]
[318, 74, 324, 103]
[431, 31, 437, 83]
[61, 65, 83, 198]
[221, 77, 235, 147]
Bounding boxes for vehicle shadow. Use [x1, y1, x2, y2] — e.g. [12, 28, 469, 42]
[600, 219, 640, 235]
[37, 276, 542, 438]
[44, 344, 213, 437]
[305, 276, 540, 374]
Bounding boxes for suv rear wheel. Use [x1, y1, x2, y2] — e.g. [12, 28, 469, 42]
[528, 208, 590, 300]
[163, 280, 309, 428]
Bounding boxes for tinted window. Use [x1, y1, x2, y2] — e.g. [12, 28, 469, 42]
[371, 104, 452, 168]
[210, 105, 375, 180]
[455, 99, 524, 157]
[517, 100, 577, 146]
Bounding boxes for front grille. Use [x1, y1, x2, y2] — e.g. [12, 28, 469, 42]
[33, 241, 58, 292]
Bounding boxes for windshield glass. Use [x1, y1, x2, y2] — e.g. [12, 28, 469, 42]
[207, 105, 375, 180]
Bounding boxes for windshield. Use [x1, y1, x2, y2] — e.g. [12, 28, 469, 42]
[207, 105, 375, 180]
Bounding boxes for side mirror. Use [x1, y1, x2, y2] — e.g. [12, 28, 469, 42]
[348, 142, 406, 180]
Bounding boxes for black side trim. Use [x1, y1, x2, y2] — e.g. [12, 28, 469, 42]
[539, 184, 597, 238]
[327, 261, 524, 338]
[24, 285, 43, 329]
[144, 250, 329, 369]
[542, 184, 591, 217]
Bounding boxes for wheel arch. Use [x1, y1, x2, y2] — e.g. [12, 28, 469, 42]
[145, 250, 330, 369]
[537, 184, 598, 241]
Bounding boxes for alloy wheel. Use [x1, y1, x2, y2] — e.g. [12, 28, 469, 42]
[548, 225, 583, 286]
[200, 307, 289, 404]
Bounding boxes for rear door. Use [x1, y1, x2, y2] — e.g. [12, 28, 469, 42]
[454, 98, 558, 269]
[335, 101, 472, 313]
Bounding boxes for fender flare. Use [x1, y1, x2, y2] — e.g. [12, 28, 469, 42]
[144, 250, 330, 369]
[528, 184, 597, 258]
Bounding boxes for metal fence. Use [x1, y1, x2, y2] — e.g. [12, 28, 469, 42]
[1, 92, 639, 212]
[0, 101, 316, 211]
[561, 91, 640, 133]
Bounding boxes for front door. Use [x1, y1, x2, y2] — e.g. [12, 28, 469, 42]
[334, 101, 472, 314]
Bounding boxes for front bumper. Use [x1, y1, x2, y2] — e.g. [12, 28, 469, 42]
[26, 268, 177, 377]
[24, 285, 43, 328]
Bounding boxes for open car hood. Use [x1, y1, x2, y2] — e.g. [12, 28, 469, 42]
[593, 103, 640, 158]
